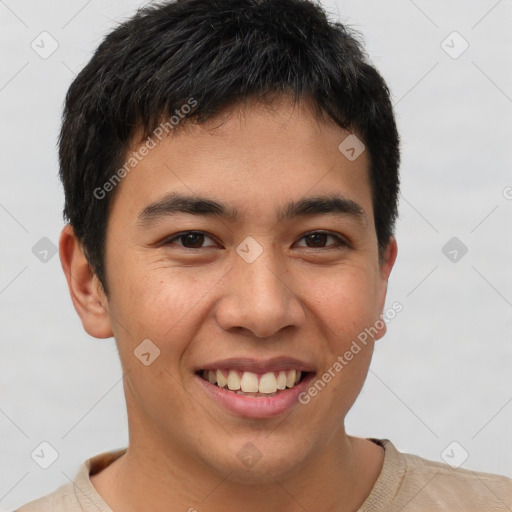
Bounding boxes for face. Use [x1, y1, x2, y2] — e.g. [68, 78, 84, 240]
[88, 97, 396, 481]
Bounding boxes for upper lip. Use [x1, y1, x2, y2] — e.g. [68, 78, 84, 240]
[196, 356, 315, 374]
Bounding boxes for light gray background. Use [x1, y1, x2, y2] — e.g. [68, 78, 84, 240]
[1, 0, 511, 508]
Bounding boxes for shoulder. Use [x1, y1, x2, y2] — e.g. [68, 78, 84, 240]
[14, 482, 77, 512]
[379, 439, 512, 511]
[15, 449, 125, 512]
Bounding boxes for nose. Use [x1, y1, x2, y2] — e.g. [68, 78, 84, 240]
[214, 246, 306, 338]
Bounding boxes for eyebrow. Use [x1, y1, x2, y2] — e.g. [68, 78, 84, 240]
[136, 192, 367, 227]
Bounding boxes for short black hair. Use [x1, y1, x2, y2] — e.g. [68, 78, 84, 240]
[59, 0, 400, 294]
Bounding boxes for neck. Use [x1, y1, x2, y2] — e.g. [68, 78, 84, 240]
[91, 427, 384, 512]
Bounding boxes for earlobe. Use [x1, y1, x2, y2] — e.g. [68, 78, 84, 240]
[59, 224, 113, 339]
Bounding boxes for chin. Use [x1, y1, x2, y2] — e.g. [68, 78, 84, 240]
[202, 437, 312, 484]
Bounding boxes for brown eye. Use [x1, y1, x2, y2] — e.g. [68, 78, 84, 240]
[295, 231, 347, 249]
[304, 232, 328, 247]
[180, 233, 205, 248]
[166, 231, 217, 249]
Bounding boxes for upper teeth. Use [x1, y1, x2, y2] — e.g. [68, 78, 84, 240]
[202, 369, 302, 394]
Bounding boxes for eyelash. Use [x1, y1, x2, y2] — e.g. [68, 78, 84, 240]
[163, 230, 349, 250]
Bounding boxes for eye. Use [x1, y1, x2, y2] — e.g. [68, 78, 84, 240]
[294, 231, 348, 249]
[163, 230, 348, 251]
[164, 231, 218, 249]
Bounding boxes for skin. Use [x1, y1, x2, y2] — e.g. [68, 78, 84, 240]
[60, 95, 397, 512]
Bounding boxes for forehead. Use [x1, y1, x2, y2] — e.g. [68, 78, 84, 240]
[109, 96, 374, 227]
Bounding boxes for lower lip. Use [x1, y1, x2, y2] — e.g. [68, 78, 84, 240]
[195, 372, 315, 419]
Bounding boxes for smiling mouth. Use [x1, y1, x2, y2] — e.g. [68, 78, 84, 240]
[197, 369, 309, 397]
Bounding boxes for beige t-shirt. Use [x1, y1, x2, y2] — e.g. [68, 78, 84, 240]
[16, 439, 512, 511]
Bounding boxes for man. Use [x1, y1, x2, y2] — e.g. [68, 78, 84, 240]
[18, 0, 512, 510]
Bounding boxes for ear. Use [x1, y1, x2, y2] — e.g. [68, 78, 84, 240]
[59, 224, 113, 339]
[374, 236, 398, 341]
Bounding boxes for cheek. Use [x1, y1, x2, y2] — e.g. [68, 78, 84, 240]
[108, 263, 223, 361]
[298, 264, 381, 343]
[295, 265, 380, 410]
[299, 269, 379, 421]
